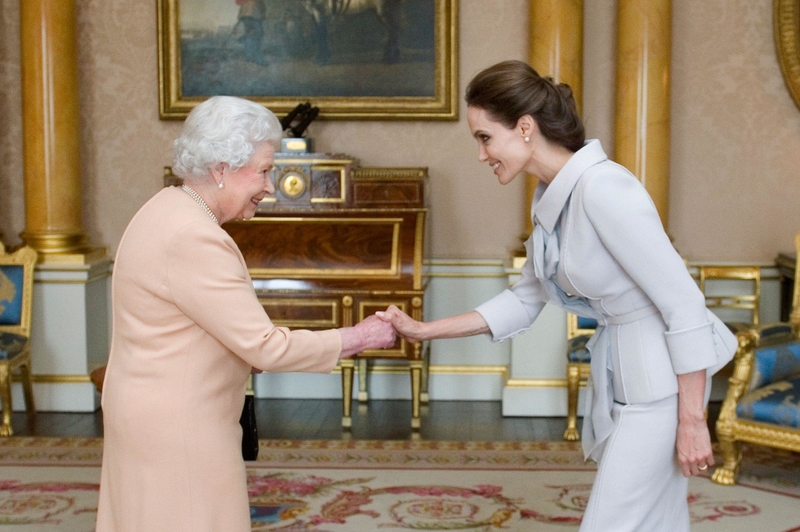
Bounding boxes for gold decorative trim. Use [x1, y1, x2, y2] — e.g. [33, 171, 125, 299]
[424, 272, 509, 278]
[258, 298, 339, 328]
[775, 0, 800, 111]
[414, 212, 425, 290]
[35, 248, 107, 265]
[157, 0, 458, 120]
[27, 374, 91, 384]
[33, 272, 111, 285]
[505, 378, 572, 388]
[352, 168, 427, 180]
[430, 365, 507, 375]
[732, 419, 800, 453]
[425, 260, 505, 267]
[273, 158, 355, 166]
[332, 364, 508, 376]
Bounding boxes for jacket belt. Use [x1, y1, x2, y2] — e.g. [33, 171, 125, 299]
[602, 304, 659, 325]
[582, 304, 660, 462]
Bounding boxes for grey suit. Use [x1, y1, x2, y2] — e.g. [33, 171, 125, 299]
[475, 140, 736, 531]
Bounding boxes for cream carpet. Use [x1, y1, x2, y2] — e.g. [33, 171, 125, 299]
[0, 438, 798, 531]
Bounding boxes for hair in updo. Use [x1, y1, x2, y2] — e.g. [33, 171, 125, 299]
[465, 60, 585, 153]
[172, 96, 283, 183]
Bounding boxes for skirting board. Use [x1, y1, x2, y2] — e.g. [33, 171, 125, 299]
[502, 385, 587, 417]
[12, 382, 99, 413]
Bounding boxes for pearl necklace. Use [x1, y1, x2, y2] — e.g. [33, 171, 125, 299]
[181, 184, 219, 225]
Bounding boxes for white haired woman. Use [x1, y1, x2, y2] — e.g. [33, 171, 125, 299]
[95, 96, 395, 532]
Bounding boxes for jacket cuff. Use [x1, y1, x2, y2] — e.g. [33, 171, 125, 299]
[474, 289, 532, 342]
[664, 321, 718, 374]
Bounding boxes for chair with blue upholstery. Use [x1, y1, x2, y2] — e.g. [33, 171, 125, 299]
[712, 233, 800, 485]
[0, 242, 37, 436]
[563, 313, 597, 441]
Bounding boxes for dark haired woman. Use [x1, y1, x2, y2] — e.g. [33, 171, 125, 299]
[377, 60, 736, 531]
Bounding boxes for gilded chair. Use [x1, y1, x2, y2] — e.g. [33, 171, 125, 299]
[0, 243, 38, 436]
[712, 233, 800, 485]
[563, 313, 597, 441]
[563, 265, 762, 441]
[698, 265, 761, 331]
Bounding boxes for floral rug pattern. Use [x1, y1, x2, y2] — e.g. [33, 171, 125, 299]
[0, 438, 798, 531]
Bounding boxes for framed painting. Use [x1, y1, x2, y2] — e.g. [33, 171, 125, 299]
[157, 0, 458, 120]
[775, 0, 800, 111]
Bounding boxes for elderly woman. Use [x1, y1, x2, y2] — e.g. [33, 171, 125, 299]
[95, 96, 395, 532]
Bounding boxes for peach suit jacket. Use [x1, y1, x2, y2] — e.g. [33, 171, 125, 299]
[96, 186, 342, 532]
[475, 140, 737, 461]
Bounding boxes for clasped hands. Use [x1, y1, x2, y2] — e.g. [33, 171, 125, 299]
[338, 305, 422, 359]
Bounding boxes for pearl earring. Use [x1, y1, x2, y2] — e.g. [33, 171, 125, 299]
[524, 136, 530, 143]
[218, 181, 224, 189]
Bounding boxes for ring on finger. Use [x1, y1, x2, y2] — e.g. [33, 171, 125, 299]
[698, 464, 708, 471]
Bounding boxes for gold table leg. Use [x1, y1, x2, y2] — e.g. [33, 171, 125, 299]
[410, 360, 422, 430]
[358, 358, 369, 403]
[340, 359, 355, 429]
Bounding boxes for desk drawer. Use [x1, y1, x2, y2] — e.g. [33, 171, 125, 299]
[258, 296, 340, 329]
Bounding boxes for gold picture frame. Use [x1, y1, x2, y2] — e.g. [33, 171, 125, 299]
[157, 0, 458, 121]
[775, 0, 800, 110]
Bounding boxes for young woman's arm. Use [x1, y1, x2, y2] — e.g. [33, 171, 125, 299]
[376, 306, 490, 343]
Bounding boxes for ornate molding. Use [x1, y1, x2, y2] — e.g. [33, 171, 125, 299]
[775, 0, 800, 110]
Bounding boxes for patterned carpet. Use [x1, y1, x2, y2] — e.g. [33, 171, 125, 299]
[0, 438, 798, 531]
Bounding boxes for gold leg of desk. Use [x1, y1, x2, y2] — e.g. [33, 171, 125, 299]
[410, 360, 422, 430]
[340, 359, 355, 429]
[357, 358, 369, 403]
[420, 342, 430, 404]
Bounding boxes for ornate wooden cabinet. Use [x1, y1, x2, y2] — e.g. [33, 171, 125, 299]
[169, 153, 428, 429]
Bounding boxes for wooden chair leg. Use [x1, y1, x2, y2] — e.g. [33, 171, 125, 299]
[19, 360, 35, 416]
[0, 365, 13, 437]
[564, 364, 580, 441]
[711, 432, 742, 485]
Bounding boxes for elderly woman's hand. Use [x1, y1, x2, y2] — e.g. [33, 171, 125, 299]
[338, 315, 397, 358]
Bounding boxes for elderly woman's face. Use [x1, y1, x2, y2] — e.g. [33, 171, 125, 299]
[221, 141, 275, 223]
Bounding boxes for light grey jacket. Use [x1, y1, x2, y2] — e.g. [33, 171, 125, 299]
[475, 140, 736, 459]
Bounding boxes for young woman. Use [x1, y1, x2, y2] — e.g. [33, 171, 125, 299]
[378, 60, 736, 531]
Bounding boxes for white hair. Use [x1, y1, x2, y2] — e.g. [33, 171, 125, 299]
[172, 96, 283, 183]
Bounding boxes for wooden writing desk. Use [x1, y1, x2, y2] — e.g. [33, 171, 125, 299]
[166, 153, 428, 429]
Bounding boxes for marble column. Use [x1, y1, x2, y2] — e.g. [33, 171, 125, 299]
[502, 0, 583, 418]
[615, 0, 672, 228]
[16, 0, 110, 412]
[19, 0, 94, 258]
[526, 0, 584, 237]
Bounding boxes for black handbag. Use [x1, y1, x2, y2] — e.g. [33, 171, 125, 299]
[239, 393, 259, 461]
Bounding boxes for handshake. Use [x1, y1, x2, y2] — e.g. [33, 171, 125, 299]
[338, 305, 420, 359]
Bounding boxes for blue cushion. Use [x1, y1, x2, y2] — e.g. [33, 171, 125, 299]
[737, 374, 800, 429]
[577, 317, 597, 330]
[750, 339, 800, 389]
[0, 332, 27, 360]
[0, 265, 23, 326]
[567, 334, 592, 363]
